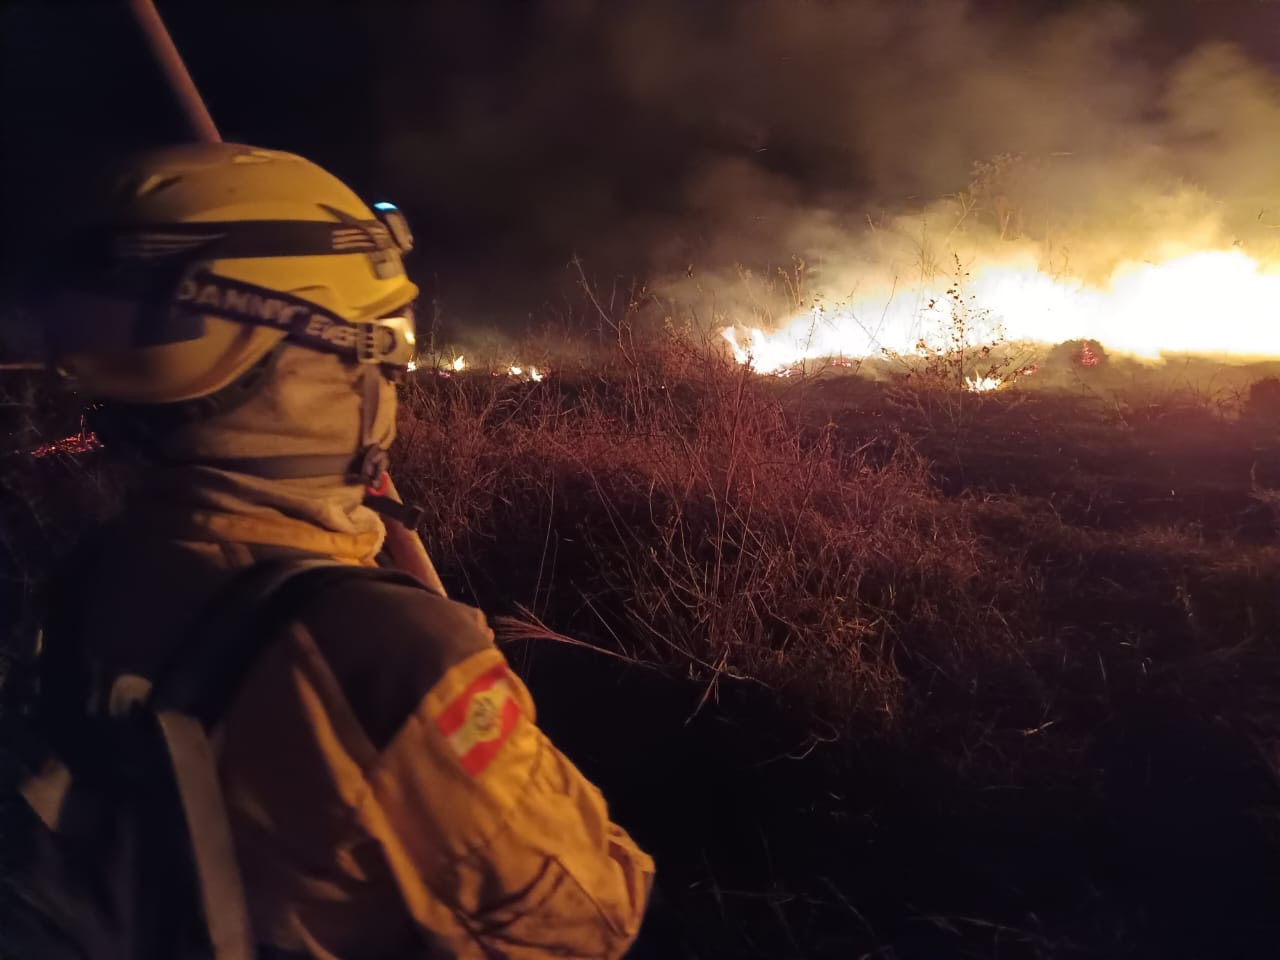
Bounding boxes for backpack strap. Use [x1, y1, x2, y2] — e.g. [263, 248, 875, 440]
[152, 558, 429, 726]
[144, 559, 433, 960]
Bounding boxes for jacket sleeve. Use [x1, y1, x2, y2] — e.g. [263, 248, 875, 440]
[354, 646, 655, 959]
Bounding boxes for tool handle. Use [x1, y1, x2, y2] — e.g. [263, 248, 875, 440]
[125, 0, 221, 143]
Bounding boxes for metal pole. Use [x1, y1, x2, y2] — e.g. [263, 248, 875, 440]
[125, 0, 221, 142]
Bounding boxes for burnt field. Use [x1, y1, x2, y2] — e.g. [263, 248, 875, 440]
[4, 343, 1280, 958]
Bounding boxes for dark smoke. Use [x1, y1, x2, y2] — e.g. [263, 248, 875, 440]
[3, 1, 1277, 347]
[370, 0, 1280, 334]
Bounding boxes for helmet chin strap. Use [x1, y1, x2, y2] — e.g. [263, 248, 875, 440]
[348, 364, 389, 485]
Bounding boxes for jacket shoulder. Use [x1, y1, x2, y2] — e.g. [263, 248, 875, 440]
[294, 575, 495, 750]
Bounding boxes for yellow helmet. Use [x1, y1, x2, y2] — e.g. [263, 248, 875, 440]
[49, 142, 419, 405]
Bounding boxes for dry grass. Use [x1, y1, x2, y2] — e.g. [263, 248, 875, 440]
[388, 328, 1280, 956]
[395, 326, 1036, 727]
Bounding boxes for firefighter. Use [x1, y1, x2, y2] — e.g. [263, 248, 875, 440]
[42, 142, 654, 958]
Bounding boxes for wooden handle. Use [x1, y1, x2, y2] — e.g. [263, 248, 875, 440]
[125, 0, 222, 143]
[377, 473, 447, 597]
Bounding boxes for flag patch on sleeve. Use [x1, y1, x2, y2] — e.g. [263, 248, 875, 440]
[434, 664, 521, 776]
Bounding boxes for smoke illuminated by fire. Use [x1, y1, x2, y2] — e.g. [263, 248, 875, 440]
[723, 248, 1280, 373]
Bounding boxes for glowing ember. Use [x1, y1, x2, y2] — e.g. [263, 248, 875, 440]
[724, 248, 1280, 372]
[452, 355, 466, 372]
[26, 431, 102, 458]
[406, 358, 418, 372]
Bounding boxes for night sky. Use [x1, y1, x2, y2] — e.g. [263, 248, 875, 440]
[3, 0, 1278, 342]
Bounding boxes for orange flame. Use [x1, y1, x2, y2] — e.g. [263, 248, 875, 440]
[724, 248, 1280, 372]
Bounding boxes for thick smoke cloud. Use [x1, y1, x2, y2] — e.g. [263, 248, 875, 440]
[373, 0, 1279, 335]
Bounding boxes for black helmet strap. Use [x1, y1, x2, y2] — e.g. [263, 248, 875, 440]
[350, 364, 389, 486]
[112, 213, 410, 262]
[173, 270, 414, 370]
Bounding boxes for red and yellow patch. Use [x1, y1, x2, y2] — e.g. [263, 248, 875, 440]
[434, 664, 521, 777]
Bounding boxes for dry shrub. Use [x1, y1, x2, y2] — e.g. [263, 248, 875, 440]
[394, 329, 1028, 724]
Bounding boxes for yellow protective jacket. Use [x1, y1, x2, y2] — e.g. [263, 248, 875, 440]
[57, 476, 654, 959]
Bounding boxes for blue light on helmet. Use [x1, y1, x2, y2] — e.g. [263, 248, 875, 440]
[372, 201, 413, 252]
